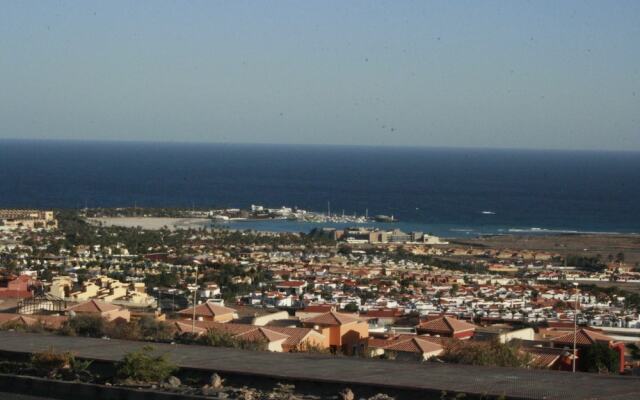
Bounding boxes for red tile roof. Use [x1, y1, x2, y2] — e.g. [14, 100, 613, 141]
[67, 299, 121, 313]
[276, 281, 306, 287]
[303, 311, 360, 326]
[418, 316, 476, 335]
[385, 337, 443, 354]
[552, 329, 613, 346]
[173, 321, 289, 344]
[177, 302, 237, 318]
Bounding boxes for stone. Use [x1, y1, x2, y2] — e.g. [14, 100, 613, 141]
[167, 375, 181, 388]
[211, 373, 224, 389]
[340, 388, 354, 400]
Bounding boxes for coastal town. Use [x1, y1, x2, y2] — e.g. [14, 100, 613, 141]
[1, 208, 640, 385]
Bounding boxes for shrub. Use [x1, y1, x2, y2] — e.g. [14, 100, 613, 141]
[200, 329, 268, 351]
[0, 319, 47, 333]
[116, 345, 176, 383]
[579, 343, 620, 373]
[440, 340, 532, 368]
[61, 314, 105, 337]
[31, 349, 74, 372]
[138, 316, 174, 341]
[103, 319, 142, 340]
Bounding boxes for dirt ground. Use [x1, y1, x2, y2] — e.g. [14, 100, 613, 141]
[450, 234, 640, 265]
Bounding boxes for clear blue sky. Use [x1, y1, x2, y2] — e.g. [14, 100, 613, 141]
[1, 1, 639, 150]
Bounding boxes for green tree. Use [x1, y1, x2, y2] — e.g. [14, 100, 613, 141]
[578, 343, 620, 373]
[61, 315, 105, 337]
[116, 345, 176, 383]
[344, 302, 359, 313]
[440, 340, 532, 368]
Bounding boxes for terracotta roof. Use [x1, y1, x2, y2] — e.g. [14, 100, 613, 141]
[0, 313, 67, 329]
[236, 327, 288, 343]
[67, 299, 121, 313]
[418, 316, 476, 334]
[173, 321, 289, 343]
[384, 337, 443, 355]
[552, 329, 613, 346]
[267, 327, 322, 347]
[177, 302, 237, 318]
[276, 281, 306, 287]
[0, 290, 32, 298]
[301, 304, 335, 313]
[303, 311, 359, 326]
[524, 347, 564, 368]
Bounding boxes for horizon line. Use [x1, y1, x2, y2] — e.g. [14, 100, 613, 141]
[1, 136, 639, 154]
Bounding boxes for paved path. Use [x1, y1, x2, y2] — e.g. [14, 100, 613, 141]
[1, 331, 639, 399]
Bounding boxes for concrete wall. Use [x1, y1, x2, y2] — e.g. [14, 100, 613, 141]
[252, 311, 290, 326]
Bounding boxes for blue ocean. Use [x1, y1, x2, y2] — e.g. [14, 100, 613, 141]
[1, 139, 639, 237]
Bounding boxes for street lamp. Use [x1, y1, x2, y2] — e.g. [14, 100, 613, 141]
[572, 282, 579, 373]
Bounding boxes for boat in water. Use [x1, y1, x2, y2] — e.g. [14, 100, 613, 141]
[374, 214, 397, 223]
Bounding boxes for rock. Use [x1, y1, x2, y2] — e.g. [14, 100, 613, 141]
[167, 375, 181, 388]
[340, 388, 354, 400]
[218, 393, 229, 399]
[239, 388, 256, 400]
[201, 385, 215, 396]
[367, 394, 394, 400]
[211, 373, 224, 389]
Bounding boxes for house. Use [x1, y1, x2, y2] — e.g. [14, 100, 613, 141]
[275, 280, 307, 296]
[369, 335, 444, 361]
[416, 316, 476, 339]
[177, 302, 238, 323]
[295, 304, 336, 320]
[0, 274, 35, 298]
[172, 321, 324, 352]
[0, 313, 67, 330]
[550, 328, 625, 373]
[66, 300, 131, 322]
[301, 310, 369, 355]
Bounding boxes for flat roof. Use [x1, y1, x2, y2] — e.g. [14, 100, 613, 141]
[0, 331, 639, 399]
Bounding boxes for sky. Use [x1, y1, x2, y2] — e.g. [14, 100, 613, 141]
[1, 1, 639, 150]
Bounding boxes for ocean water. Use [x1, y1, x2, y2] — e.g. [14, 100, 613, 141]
[1, 139, 639, 237]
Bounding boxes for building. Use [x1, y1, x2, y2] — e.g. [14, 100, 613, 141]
[416, 316, 476, 339]
[172, 320, 326, 353]
[49, 275, 155, 307]
[550, 328, 625, 373]
[0, 275, 35, 298]
[301, 310, 369, 355]
[368, 334, 444, 361]
[66, 299, 131, 322]
[0, 209, 57, 230]
[275, 280, 307, 296]
[177, 301, 238, 323]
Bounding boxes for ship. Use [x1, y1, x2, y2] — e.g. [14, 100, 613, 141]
[374, 214, 397, 223]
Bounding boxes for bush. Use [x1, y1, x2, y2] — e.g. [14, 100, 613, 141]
[116, 345, 176, 383]
[579, 343, 620, 373]
[138, 316, 174, 341]
[1, 319, 46, 333]
[31, 349, 73, 372]
[440, 340, 532, 368]
[103, 319, 142, 340]
[61, 314, 105, 337]
[200, 329, 268, 351]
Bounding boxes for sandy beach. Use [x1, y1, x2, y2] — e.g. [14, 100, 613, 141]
[88, 217, 211, 230]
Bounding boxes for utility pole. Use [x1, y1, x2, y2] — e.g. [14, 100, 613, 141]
[192, 264, 199, 334]
[572, 282, 579, 373]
